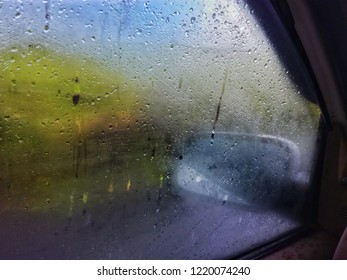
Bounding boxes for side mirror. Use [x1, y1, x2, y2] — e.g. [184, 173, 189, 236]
[172, 132, 306, 210]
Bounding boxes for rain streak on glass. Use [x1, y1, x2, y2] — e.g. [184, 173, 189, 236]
[0, 0, 321, 259]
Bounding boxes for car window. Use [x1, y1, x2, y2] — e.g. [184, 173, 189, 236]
[0, 0, 321, 259]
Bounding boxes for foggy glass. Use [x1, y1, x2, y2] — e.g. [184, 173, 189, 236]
[0, 0, 320, 259]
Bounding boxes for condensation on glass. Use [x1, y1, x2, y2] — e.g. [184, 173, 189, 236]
[0, 0, 321, 259]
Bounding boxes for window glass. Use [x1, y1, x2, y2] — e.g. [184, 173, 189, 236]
[0, 0, 321, 259]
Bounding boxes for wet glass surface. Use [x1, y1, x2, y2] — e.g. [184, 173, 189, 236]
[0, 0, 320, 259]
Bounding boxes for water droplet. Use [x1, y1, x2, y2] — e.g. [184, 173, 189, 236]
[126, 179, 131, 191]
[190, 17, 196, 24]
[11, 47, 18, 53]
[82, 192, 88, 204]
[178, 77, 183, 89]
